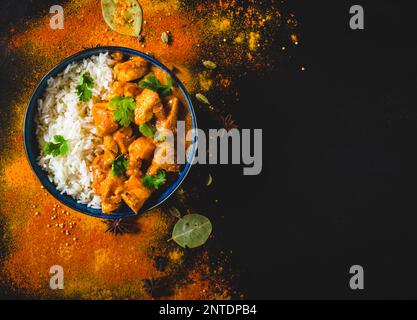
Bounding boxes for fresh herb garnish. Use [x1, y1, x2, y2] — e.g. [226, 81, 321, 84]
[44, 135, 69, 157]
[142, 169, 166, 190]
[139, 123, 156, 138]
[139, 76, 173, 96]
[111, 154, 128, 177]
[108, 96, 136, 127]
[76, 73, 94, 102]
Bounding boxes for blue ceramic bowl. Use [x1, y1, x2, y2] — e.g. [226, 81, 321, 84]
[24, 46, 197, 219]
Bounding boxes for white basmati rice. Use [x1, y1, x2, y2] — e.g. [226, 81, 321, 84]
[36, 53, 114, 208]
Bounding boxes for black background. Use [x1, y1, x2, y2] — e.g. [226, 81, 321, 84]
[2, 0, 417, 299]
[219, 0, 417, 299]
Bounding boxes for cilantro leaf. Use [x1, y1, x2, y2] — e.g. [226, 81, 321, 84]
[44, 135, 69, 157]
[111, 154, 128, 177]
[139, 123, 156, 138]
[142, 170, 167, 190]
[76, 73, 94, 102]
[161, 78, 173, 96]
[139, 76, 173, 96]
[108, 96, 136, 127]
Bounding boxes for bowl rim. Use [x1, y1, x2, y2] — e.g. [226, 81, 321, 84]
[23, 46, 197, 220]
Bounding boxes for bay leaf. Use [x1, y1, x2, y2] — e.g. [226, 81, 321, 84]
[172, 214, 212, 248]
[101, 0, 143, 37]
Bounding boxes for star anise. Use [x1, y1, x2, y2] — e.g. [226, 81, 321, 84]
[142, 277, 172, 298]
[142, 278, 155, 295]
[102, 217, 139, 235]
[154, 256, 169, 272]
[219, 113, 238, 130]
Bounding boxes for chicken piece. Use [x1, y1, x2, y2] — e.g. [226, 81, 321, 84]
[147, 161, 179, 176]
[102, 135, 118, 166]
[128, 137, 155, 161]
[92, 103, 119, 136]
[109, 81, 125, 98]
[112, 126, 134, 155]
[104, 135, 118, 154]
[153, 102, 166, 122]
[126, 137, 155, 178]
[111, 52, 124, 62]
[123, 82, 141, 98]
[156, 97, 179, 133]
[134, 89, 162, 125]
[100, 176, 125, 213]
[114, 56, 149, 82]
[126, 157, 143, 178]
[147, 142, 179, 175]
[91, 155, 109, 195]
[122, 175, 152, 213]
[153, 67, 171, 86]
[109, 81, 142, 99]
